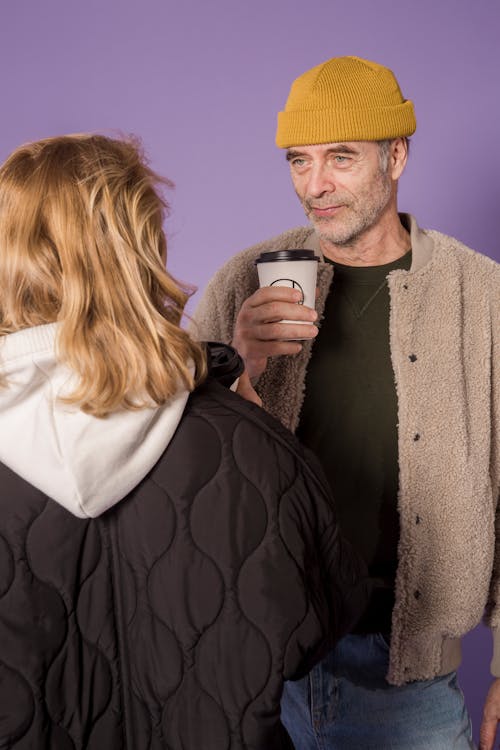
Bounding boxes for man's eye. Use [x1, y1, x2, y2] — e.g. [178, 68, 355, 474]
[291, 159, 306, 167]
[334, 155, 348, 163]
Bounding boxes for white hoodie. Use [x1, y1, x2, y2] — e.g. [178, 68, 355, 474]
[0, 323, 190, 518]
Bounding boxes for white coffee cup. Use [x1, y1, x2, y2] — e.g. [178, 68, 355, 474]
[255, 249, 319, 334]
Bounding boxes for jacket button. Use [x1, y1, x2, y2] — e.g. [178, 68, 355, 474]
[414, 590, 421, 600]
[415, 515, 421, 524]
[403, 284, 409, 290]
[409, 354, 417, 362]
[413, 433, 420, 441]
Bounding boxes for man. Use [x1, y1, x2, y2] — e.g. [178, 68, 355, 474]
[192, 56, 500, 749]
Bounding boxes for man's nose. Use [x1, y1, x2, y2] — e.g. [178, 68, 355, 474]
[307, 164, 335, 197]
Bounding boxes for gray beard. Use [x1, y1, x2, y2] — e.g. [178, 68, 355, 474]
[302, 169, 393, 248]
[312, 210, 383, 247]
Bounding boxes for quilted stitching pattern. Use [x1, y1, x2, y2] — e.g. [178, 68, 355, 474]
[0, 483, 123, 749]
[0, 382, 366, 749]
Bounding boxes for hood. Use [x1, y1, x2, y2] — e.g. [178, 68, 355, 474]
[0, 323, 190, 518]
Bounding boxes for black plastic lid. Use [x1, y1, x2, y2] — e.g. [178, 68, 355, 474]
[255, 249, 319, 264]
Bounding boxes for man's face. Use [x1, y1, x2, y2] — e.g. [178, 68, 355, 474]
[287, 141, 394, 248]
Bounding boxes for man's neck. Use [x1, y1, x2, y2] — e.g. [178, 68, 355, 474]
[319, 213, 411, 267]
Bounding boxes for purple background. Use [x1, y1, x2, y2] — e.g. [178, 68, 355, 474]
[1, 0, 498, 741]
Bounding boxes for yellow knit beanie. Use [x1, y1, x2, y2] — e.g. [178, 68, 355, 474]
[276, 56, 416, 148]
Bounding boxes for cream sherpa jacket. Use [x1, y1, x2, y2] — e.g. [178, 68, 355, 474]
[192, 214, 500, 686]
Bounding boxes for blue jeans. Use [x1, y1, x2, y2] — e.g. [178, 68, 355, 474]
[281, 633, 475, 750]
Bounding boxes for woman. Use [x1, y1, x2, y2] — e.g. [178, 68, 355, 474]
[0, 134, 367, 749]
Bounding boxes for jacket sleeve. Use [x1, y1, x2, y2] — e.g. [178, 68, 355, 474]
[195, 383, 370, 691]
[189, 264, 243, 345]
[317, 515, 371, 644]
[281, 444, 371, 681]
[484, 266, 500, 675]
[189, 277, 228, 343]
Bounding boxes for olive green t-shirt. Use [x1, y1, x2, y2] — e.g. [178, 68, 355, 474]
[297, 250, 412, 635]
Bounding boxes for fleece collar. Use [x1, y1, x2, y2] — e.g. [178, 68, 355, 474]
[303, 213, 434, 272]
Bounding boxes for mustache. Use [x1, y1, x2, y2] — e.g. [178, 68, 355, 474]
[302, 196, 348, 211]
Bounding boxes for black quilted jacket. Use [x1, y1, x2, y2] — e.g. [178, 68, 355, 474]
[0, 380, 368, 749]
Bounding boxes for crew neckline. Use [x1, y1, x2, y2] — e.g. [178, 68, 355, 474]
[326, 249, 412, 282]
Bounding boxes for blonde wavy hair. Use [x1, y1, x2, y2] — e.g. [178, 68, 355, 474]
[0, 133, 207, 416]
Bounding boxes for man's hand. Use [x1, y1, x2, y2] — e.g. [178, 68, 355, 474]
[232, 286, 318, 380]
[480, 678, 500, 749]
[235, 370, 262, 407]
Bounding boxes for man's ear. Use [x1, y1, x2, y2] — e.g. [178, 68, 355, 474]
[390, 137, 408, 180]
